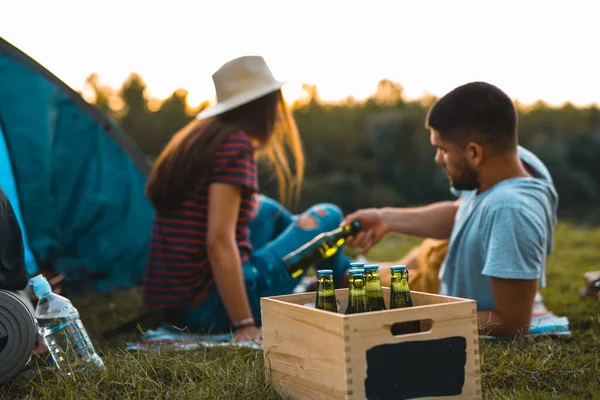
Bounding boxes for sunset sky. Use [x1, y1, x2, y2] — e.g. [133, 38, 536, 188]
[1, 0, 598, 108]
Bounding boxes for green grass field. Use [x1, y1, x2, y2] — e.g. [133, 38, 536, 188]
[2, 221, 599, 399]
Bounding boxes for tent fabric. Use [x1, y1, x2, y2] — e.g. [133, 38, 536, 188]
[0, 124, 38, 276]
[0, 37, 154, 293]
[0, 185, 29, 291]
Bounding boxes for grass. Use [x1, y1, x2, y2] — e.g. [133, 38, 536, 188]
[2, 221, 600, 399]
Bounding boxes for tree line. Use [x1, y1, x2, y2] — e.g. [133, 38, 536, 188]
[84, 73, 600, 226]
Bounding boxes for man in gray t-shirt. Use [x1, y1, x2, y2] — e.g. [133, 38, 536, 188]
[343, 82, 558, 338]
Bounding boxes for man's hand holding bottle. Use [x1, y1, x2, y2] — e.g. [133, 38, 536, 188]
[341, 208, 391, 254]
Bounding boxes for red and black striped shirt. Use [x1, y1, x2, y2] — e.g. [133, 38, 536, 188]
[143, 130, 259, 308]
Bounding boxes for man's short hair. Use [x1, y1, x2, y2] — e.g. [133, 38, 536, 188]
[425, 81, 518, 151]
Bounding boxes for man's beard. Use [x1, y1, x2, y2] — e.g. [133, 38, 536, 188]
[447, 161, 480, 191]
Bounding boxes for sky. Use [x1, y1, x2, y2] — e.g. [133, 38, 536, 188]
[1, 0, 599, 108]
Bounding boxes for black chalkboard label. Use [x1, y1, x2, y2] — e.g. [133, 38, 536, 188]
[364, 336, 467, 399]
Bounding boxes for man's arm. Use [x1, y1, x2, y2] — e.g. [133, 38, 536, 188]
[342, 199, 460, 253]
[478, 206, 547, 337]
[477, 277, 538, 337]
[381, 200, 460, 239]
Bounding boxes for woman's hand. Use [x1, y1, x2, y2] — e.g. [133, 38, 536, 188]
[233, 325, 262, 343]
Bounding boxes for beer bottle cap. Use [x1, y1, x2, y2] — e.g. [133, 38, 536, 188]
[390, 265, 407, 271]
[317, 269, 334, 275]
[349, 268, 365, 275]
[363, 264, 379, 270]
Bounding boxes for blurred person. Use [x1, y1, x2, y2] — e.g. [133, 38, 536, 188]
[142, 56, 352, 342]
[343, 81, 558, 338]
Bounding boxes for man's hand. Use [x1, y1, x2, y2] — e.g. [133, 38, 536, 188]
[341, 208, 390, 254]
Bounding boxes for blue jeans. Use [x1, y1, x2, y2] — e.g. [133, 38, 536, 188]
[166, 195, 352, 333]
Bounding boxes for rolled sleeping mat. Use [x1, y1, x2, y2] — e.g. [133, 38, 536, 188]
[0, 290, 36, 384]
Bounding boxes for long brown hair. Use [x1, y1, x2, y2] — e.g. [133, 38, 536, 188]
[146, 89, 305, 213]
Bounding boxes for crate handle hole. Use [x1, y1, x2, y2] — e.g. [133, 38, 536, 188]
[390, 319, 433, 336]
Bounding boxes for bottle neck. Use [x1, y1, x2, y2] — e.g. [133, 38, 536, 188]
[327, 223, 359, 243]
[316, 275, 337, 312]
[317, 276, 335, 293]
[37, 292, 52, 300]
[391, 274, 410, 292]
[390, 272, 413, 308]
[348, 276, 367, 296]
[365, 271, 383, 291]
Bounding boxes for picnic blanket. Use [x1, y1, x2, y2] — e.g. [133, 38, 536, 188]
[124, 326, 262, 352]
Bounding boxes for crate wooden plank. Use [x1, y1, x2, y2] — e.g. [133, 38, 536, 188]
[262, 297, 347, 400]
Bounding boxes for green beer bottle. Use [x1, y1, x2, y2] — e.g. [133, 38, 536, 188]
[345, 268, 369, 314]
[389, 265, 420, 333]
[283, 221, 361, 279]
[364, 264, 386, 311]
[315, 269, 338, 313]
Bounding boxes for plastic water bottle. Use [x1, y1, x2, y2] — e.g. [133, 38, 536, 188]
[30, 275, 105, 374]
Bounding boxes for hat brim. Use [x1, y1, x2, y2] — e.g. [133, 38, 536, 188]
[195, 80, 285, 120]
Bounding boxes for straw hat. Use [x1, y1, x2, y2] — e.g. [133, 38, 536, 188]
[195, 55, 284, 120]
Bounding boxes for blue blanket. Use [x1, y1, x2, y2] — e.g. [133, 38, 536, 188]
[124, 326, 262, 352]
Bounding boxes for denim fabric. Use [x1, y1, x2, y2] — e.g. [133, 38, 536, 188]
[167, 195, 351, 333]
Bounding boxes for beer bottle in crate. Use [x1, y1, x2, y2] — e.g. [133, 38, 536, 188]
[345, 268, 368, 314]
[389, 265, 420, 333]
[364, 265, 386, 311]
[283, 221, 361, 279]
[315, 269, 338, 313]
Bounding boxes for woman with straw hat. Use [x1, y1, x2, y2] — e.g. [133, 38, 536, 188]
[143, 56, 351, 342]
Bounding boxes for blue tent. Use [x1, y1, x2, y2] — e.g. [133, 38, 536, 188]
[0, 37, 154, 293]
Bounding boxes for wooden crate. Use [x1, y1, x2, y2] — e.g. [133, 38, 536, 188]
[261, 288, 481, 400]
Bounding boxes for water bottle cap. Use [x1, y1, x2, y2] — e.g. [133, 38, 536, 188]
[29, 275, 52, 297]
[363, 264, 379, 270]
[390, 265, 407, 271]
[349, 268, 365, 275]
[317, 269, 334, 275]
